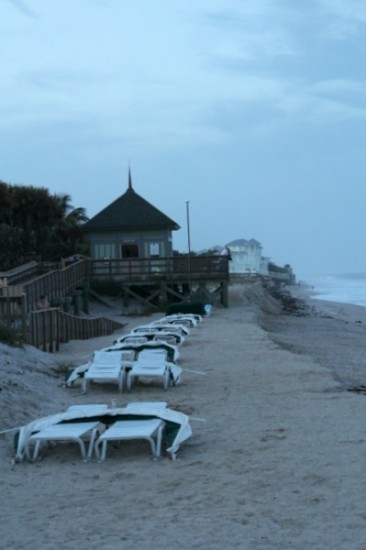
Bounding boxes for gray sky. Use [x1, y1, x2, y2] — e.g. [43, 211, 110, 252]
[1, 0, 365, 278]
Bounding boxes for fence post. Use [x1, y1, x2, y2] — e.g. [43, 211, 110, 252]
[55, 310, 60, 351]
[21, 294, 27, 344]
[49, 310, 54, 353]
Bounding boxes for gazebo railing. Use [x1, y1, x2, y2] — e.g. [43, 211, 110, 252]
[87, 256, 229, 280]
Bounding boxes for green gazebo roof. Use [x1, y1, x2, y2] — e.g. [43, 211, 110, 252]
[83, 173, 180, 233]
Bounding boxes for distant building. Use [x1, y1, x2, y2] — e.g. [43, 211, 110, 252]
[82, 171, 180, 261]
[226, 238, 268, 275]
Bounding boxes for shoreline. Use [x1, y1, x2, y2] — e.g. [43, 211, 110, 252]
[261, 284, 366, 390]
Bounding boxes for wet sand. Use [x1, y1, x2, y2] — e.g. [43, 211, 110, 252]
[263, 284, 366, 389]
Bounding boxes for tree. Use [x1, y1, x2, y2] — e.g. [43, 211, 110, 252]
[0, 182, 89, 269]
[49, 203, 89, 259]
[268, 262, 293, 274]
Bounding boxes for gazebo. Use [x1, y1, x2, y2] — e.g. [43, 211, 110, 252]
[81, 172, 229, 309]
[82, 171, 180, 262]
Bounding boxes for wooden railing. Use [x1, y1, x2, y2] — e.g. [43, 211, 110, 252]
[3, 256, 228, 312]
[28, 308, 125, 352]
[87, 255, 229, 281]
[2, 256, 228, 309]
[0, 260, 41, 285]
[0, 297, 124, 351]
[22, 260, 88, 313]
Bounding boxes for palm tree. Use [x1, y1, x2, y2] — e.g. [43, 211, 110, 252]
[0, 184, 90, 266]
[48, 196, 89, 259]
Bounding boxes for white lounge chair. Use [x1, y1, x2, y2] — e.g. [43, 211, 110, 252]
[130, 326, 161, 335]
[118, 335, 149, 345]
[152, 332, 184, 346]
[14, 406, 192, 462]
[125, 401, 167, 411]
[25, 421, 101, 462]
[108, 340, 180, 363]
[82, 351, 130, 394]
[149, 322, 190, 336]
[126, 350, 182, 391]
[130, 325, 185, 345]
[126, 350, 170, 391]
[66, 404, 109, 413]
[95, 419, 165, 460]
[158, 315, 198, 328]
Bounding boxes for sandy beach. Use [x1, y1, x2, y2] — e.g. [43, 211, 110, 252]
[1, 282, 366, 549]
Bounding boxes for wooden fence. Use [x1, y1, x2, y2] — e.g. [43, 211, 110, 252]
[27, 308, 125, 352]
[0, 295, 27, 335]
[0, 295, 125, 352]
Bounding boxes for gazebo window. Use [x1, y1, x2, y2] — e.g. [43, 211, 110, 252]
[149, 242, 160, 257]
[94, 243, 114, 259]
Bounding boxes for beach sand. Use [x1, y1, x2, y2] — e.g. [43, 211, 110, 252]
[1, 283, 366, 549]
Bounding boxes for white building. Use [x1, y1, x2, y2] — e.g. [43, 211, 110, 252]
[226, 238, 268, 275]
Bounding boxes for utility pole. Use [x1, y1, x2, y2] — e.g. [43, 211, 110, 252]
[185, 200, 192, 300]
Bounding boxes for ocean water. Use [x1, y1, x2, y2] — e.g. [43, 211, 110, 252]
[303, 273, 366, 308]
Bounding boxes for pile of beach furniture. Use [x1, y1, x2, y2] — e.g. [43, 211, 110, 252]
[66, 309, 208, 394]
[11, 306, 211, 463]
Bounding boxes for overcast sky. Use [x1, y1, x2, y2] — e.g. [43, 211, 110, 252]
[1, 0, 365, 278]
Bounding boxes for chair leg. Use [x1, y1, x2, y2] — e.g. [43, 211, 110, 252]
[100, 440, 108, 461]
[32, 441, 41, 461]
[87, 429, 99, 460]
[155, 425, 164, 458]
[77, 439, 87, 460]
[163, 371, 169, 391]
[126, 374, 133, 391]
[147, 436, 157, 457]
[120, 370, 126, 392]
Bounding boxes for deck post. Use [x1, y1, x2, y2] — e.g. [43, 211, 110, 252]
[221, 281, 229, 308]
[122, 286, 130, 308]
[160, 282, 168, 309]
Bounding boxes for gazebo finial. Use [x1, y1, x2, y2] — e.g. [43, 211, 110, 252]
[128, 165, 133, 190]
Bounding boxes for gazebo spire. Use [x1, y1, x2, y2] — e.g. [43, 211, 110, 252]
[128, 166, 133, 190]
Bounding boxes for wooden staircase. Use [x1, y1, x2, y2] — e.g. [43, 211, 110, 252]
[0, 260, 125, 351]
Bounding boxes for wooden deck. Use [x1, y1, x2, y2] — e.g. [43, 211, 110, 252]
[1, 255, 229, 311]
[0, 256, 229, 349]
[86, 256, 229, 282]
[87, 256, 230, 311]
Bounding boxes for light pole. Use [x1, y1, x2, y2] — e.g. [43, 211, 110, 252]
[185, 200, 192, 300]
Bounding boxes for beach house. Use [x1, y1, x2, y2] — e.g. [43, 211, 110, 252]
[227, 238, 268, 276]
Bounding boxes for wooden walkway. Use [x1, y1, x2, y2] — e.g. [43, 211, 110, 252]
[0, 256, 229, 350]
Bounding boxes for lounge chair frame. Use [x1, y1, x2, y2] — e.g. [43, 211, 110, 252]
[95, 419, 165, 460]
[25, 421, 101, 462]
